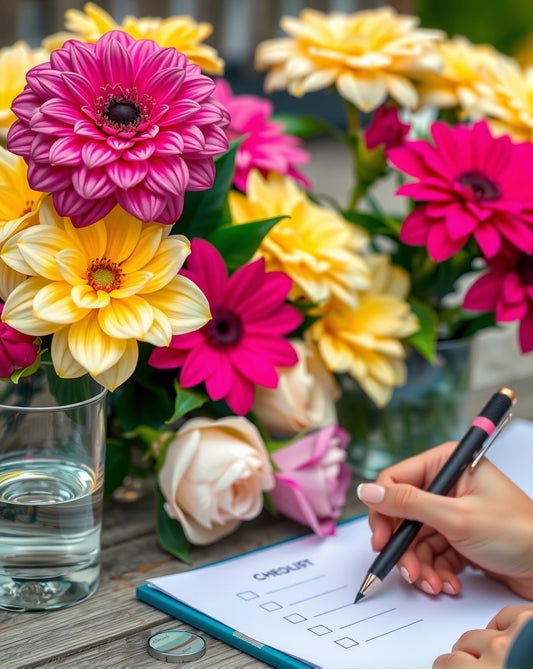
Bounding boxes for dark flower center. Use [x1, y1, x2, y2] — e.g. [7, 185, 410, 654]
[517, 254, 533, 285]
[458, 170, 501, 202]
[106, 101, 141, 126]
[206, 305, 243, 346]
[86, 257, 123, 292]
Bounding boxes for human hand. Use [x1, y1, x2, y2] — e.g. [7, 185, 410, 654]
[357, 442, 533, 599]
[433, 603, 533, 667]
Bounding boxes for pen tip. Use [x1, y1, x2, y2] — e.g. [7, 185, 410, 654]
[354, 592, 364, 604]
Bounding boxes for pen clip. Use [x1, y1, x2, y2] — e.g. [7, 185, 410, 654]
[470, 412, 513, 470]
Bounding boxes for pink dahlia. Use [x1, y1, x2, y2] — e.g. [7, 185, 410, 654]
[212, 79, 311, 192]
[464, 245, 533, 353]
[148, 238, 303, 414]
[388, 120, 533, 261]
[7, 31, 230, 227]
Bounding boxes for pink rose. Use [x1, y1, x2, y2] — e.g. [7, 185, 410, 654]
[269, 424, 352, 537]
[0, 304, 39, 378]
[159, 416, 274, 545]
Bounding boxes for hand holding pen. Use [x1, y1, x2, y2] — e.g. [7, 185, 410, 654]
[355, 387, 533, 603]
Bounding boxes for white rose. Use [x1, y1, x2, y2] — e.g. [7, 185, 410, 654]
[252, 339, 340, 438]
[159, 416, 274, 545]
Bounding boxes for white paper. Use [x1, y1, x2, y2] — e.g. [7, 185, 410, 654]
[148, 418, 533, 669]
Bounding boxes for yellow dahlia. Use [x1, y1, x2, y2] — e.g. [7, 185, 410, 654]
[465, 56, 533, 142]
[228, 171, 370, 309]
[0, 41, 47, 138]
[254, 7, 443, 112]
[415, 37, 506, 114]
[308, 254, 418, 407]
[42, 1, 224, 75]
[0, 147, 45, 300]
[1, 199, 210, 390]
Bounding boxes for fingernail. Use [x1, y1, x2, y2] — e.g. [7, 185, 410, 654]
[357, 483, 385, 504]
[399, 566, 412, 584]
[442, 582, 456, 595]
[420, 580, 435, 595]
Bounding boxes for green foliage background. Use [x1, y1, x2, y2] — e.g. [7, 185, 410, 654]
[416, 0, 533, 57]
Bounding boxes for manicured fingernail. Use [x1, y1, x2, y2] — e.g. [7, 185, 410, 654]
[399, 566, 412, 584]
[357, 483, 385, 504]
[420, 580, 435, 595]
[442, 582, 456, 595]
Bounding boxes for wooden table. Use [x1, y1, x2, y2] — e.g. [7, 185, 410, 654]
[2, 477, 368, 669]
[4, 381, 533, 668]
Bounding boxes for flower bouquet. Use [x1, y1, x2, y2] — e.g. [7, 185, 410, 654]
[1, 3, 533, 559]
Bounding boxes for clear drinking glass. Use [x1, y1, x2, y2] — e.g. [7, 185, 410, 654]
[0, 363, 106, 611]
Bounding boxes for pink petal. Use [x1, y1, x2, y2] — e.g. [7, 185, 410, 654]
[144, 157, 188, 195]
[399, 207, 430, 246]
[427, 222, 465, 261]
[223, 371, 255, 414]
[444, 204, 478, 240]
[69, 197, 115, 227]
[463, 273, 503, 311]
[204, 353, 234, 400]
[183, 159, 215, 190]
[184, 239, 228, 304]
[179, 345, 213, 387]
[473, 223, 501, 258]
[228, 347, 278, 388]
[148, 345, 188, 369]
[519, 310, 533, 353]
[72, 165, 116, 198]
[270, 476, 335, 537]
[116, 186, 166, 222]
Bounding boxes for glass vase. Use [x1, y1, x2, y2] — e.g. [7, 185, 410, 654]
[0, 363, 107, 611]
[337, 338, 472, 480]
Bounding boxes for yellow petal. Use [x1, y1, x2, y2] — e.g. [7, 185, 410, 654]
[120, 223, 164, 273]
[68, 312, 126, 375]
[71, 283, 111, 309]
[140, 235, 191, 293]
[98, 295, 154, 339]
[2, 225, 68, 279]
[51, 327, 87, 378]
[64, 216, 107, 260]
[2, 277, 63, 335]
[92, 339, 139, 391]
[109, 271, 153, 299]
[55, 248, 89, 286]
[141, 306, 173, 347]
[0, 261, 26, 301]
[34, 282, 88, 323]
[147, 275, 211, 334]
[99, 206, 142, 262]
[336, 72, 388, 112]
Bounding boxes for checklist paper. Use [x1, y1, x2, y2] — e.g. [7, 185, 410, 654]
[140, 418, 533, 669]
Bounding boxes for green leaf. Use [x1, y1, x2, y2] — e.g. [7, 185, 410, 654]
[271, 113, 338, 139]
[177, 141, 239, 239]
[166, 381, 207, 424]
[156, 486, 190, 563]
[341, 210, 401, 236]
[208, 217, 287, 272]
[452, 311, 497, 339]
[405, 298, 438, 362]
[104, 438, 131, 498]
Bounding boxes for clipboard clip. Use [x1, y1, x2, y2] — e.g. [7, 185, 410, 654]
[470, 412, 513, 470]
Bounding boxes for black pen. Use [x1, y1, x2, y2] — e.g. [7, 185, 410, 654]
[354, 386, 516, 604]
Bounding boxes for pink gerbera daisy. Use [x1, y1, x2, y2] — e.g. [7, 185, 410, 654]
[7, 31, 230, 227]
[388, 120, 533, 261]
[212, 79, 311, 192]
[464, 245, 533, 353]
[148, 238, 303, 414]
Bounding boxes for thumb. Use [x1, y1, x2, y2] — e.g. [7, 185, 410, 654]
[357, 482, 460, 535]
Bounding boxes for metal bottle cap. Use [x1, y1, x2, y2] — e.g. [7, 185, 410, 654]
[147, 629, 206, 663]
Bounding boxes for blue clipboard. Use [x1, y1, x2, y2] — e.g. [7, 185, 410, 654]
[136, 582, 313, 668]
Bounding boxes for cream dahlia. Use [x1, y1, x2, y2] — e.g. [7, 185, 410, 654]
[308, 255, 418, 407]
[7, 30, 229, 227]
[228, 171, 370, 309]
[0, 198, 210, 390]
[255, 7, 443, 111]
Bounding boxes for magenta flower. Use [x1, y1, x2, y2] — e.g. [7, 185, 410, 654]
[148, 238, 303, 414]
[269, 424, 352, 537]
[364, 104, 410, 151]
[7, 31, 230, 227]
[0, 305, 39, 378]
[388, 120, 533, 261]
[212, 79, 311, 192]
[464, 246, 533, 353]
